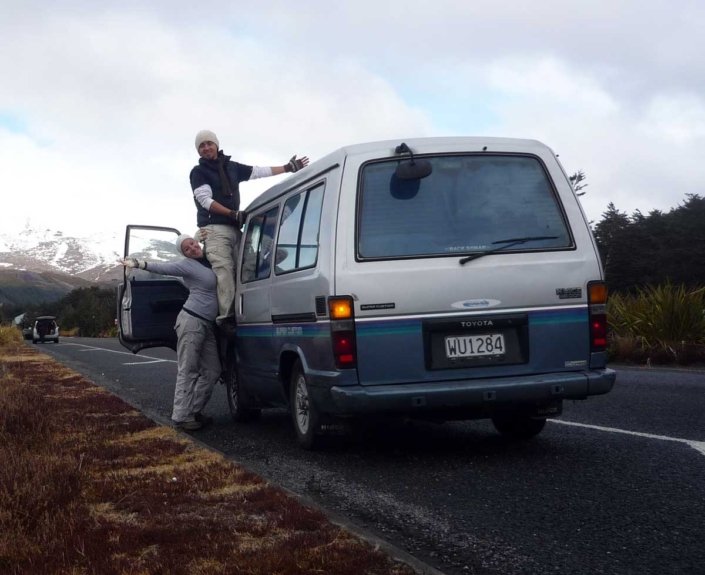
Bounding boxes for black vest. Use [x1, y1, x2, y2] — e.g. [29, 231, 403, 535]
[190, 153, 250, 227]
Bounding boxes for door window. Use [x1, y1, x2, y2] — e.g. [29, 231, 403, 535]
[126, 227, 182, 279]
[241, 207, 280, 282]
[275, 184, 324, 274]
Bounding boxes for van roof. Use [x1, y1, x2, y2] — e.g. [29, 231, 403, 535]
[245, 136, 553, 211]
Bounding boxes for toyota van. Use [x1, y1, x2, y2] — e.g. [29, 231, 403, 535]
[118, 137, 615, 448]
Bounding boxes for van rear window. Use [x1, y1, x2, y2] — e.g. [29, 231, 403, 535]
[357, 155, 571, 259]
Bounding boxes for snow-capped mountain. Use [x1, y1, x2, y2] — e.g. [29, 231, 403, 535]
[0, 225, 124, 282]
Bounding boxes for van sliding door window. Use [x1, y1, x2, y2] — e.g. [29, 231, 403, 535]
[357, 155, 572, 259]
[241, 207, 279, 282]
[275, 184, 325, 274]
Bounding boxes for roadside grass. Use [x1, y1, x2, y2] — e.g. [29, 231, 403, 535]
[0, 332, 416, 575]
[0, 326, 22, 346]
[608, 284, 705, 366]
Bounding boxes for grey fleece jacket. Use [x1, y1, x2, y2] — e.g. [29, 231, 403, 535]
[146, 258, 218, 321]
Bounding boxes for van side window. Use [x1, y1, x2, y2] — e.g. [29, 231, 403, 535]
[358, 155, 571, 259]
[241, 206, 280, 282]
[275, 184, 325, 274]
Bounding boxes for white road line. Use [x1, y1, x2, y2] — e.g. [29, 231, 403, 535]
[47, 343, 705, 458]
[60, 342, 177, 364]
[551, 419, 705, 458]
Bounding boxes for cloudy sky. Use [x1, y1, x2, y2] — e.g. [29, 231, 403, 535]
[1, 0, 703, 240]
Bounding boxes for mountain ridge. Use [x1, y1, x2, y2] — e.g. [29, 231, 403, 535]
[0, 225, 123, 281]
[0, 225, 125, 306]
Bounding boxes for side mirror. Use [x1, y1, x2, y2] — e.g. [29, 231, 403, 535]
[393, 142, 433, 180]
[395, 159, 433, 180]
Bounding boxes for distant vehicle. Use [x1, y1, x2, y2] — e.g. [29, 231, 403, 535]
[118, 137, 616, 449]
[33, 316, 59, 344]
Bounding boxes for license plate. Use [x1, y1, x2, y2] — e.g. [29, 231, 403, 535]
[445, 333, 505, 359]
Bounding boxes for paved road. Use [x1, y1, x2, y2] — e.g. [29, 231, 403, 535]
[32, 337, 705, 575]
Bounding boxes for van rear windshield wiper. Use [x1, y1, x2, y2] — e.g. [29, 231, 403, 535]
[459, 236, 559, 265]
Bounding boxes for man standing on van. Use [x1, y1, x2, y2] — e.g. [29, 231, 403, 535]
[190, 130, 309, 324]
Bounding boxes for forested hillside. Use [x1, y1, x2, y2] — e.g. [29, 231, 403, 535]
[0, 270, 94, 306]
[4, 286, 118, 338]
[593, 194, 705, 292]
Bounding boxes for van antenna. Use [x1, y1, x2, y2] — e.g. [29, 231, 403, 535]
[395, 142, 421, 165]
[395, 142, 413, 158]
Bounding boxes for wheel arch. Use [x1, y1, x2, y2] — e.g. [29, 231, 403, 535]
[279, 347, 306, 405]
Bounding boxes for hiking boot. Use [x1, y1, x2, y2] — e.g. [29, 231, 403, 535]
[173, 419, 202, 431]
[194, 412, 214, 426]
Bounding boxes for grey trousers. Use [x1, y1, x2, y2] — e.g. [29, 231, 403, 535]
[172, 310, 221, 423]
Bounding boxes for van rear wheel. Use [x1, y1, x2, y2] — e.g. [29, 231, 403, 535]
[224, 354, 260, 422]
[492, 415, 546, 439]
[290, 360, 321, 449]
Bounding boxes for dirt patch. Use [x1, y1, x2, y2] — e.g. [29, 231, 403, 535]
[0, 342, 417, 575]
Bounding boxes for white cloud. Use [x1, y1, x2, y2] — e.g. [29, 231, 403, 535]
[640, 93, 705, 145]
[0, 0, 704, 239]
[486, 56, 618, 115]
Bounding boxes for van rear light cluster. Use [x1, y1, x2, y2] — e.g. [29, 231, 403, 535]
[329, 296, 357, 368]
[588, 281, 608, 352]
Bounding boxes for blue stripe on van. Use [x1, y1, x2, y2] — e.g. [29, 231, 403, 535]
[355, 308, 588, 336]
[355, 320, 422, 337]
[236, 308, 587, 339]
[529, 308, 588, 325]
[238, 323, 329, 338]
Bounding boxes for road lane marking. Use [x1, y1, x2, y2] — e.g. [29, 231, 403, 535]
[44, 343, 705, 457]
[551, 419, 705, 458]
[60, 342, 177, 364]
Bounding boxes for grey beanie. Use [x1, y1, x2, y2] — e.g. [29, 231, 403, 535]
[195, 129, 219, 151]
[175, 234, 193, 256]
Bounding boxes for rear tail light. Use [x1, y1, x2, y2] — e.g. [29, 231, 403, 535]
[328, 296, 357, 368]
[588, 281, 608, 352]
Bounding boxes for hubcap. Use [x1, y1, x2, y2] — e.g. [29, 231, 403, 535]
[228, 371, 239, 411]
[295, 377, 309, 434]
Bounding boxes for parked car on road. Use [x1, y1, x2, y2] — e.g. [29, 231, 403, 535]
[118, 137, 616, 448]
[33, 316, 59, 344]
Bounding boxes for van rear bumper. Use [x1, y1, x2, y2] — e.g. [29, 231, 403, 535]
[323, 369, 616, 415]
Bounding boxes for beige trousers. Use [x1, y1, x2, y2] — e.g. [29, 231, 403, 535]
[202, 224, 241, 320]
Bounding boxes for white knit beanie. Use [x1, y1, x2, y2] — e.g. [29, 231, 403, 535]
[195, 129, 219, 151]
[175, 234, 193, 256]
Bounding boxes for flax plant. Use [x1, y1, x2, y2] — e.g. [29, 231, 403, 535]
[608, 284, 705, 363]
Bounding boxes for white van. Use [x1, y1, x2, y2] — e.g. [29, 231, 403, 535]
[119, 137, 615, 448]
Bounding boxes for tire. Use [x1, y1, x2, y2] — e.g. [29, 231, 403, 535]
[32, 339, 37, 344]
[290, 360, 321, 449]
[492, 414, 546, 440]
[224, 353, 260, 422]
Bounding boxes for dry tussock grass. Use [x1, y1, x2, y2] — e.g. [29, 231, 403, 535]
[0, 340, 417, 575]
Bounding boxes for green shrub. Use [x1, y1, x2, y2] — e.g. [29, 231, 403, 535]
[608, 284, 705, 364]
